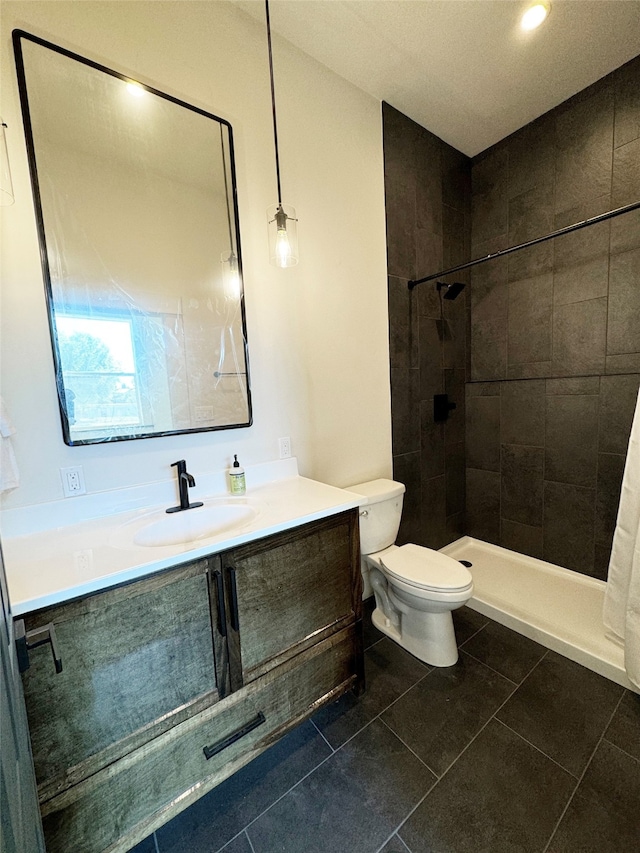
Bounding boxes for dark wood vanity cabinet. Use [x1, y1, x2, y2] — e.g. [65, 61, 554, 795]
[19, 509, 362, 853]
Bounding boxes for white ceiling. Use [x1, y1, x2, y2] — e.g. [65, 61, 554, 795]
[235, 0, 640, 156]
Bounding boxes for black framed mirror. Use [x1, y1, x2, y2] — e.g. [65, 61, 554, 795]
[13, 30, 252, 446]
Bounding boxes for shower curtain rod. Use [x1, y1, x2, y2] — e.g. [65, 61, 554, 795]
[407, 199, 640, 290]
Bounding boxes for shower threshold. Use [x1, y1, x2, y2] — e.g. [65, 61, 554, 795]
[440, 536, 636, 692]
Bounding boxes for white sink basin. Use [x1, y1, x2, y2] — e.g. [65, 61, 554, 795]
[123, 503, 258, 548]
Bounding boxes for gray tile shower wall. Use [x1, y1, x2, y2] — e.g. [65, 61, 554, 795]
[466, 55, 640, 579]
[383, 103, 472, 549]
[470, 55, 640, 384]
[384, 56, 639, 575]
[465, 373, 640, 578]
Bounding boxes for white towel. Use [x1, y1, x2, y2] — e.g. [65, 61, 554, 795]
[603, 387, 640, 689]
[0, 397, 19, 492]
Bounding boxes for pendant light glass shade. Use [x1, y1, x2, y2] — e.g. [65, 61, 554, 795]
[267, 203, 298, 268]
[0, 120, 15, 206]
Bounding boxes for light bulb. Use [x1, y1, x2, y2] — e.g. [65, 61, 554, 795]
[521, 2, 550, 31]
[275, 224, 292, 268]
[267, 203, 299, 267]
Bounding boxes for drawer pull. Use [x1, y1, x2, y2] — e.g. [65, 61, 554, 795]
[213, 570, 227, 637]
[203, 711, 266, 761]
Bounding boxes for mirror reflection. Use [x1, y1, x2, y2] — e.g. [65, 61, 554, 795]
[14, 31, 251, 445]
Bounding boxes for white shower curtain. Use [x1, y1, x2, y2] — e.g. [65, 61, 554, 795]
[603, 386, 640, 690]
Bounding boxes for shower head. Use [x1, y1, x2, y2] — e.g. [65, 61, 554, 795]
[437, 281, 466, 300]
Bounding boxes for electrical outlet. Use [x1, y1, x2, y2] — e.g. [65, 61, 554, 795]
[278, 436, 291, 459]
[61, 466, 86, 497]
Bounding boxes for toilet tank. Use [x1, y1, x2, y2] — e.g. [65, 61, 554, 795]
[347, 479, 405, 555]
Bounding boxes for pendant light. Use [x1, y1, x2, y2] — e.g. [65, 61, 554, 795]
[265, 0, 298, 268]
[0, 120, 15, 206]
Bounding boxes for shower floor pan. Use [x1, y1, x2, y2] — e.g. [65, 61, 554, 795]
[440, 536, 636, 692]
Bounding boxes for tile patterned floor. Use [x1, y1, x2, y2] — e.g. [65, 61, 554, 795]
[132, 603, 640, 853]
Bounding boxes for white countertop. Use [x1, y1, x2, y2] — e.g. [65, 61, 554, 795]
[2, 463, 362, 616]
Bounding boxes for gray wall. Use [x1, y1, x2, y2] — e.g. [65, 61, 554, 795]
[467, 55, 640, 579]
[383, 103, 471, 549]
[384, 55, 640, 580]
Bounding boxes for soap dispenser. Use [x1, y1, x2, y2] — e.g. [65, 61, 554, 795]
[229, 454, 246, 495]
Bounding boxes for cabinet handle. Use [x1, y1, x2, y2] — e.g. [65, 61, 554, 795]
[203, 711, 265, 760]
[15, 619, 63, 674]
[226, 566, 240, 632]
[213, 570, 227, 637]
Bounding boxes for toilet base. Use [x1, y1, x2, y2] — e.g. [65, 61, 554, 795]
[371, 604, 459, 667]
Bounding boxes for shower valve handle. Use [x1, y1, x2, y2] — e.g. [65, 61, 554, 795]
[434, 394, 456, 423]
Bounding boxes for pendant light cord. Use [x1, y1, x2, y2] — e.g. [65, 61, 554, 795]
[265, 0, 282, 206]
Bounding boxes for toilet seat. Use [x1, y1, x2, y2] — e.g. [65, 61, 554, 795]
[380, 544, 473, 593]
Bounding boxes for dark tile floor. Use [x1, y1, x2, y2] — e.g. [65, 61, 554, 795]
[132, 602, 640, 853]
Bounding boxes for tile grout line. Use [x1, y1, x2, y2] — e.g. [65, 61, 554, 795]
[214, 679, 417, 846]
[457, 647, 521, 686]
[327, 665, 433, 755]
[456, 619, 489, 648]
[492, 717, 580, 781]
[378, 715, 441, 778]
[483, 643, 601, 783]
[310, 717, 336, 753]
[541, 688, 626, 853]
[593, 369, 603, 572]
[375, 665, 434, 714]
[373, 827, 413, 853]
[603, 96, 614, 377]
[423, 645, 551, 782]
[233, 746, 338, 839]
[602, 731, 640, 766]
[226, 663, 434, 847]
[459, 617, 553, 688]
[364, 635, 385, 653]
[377, 770, 441, 852]
[209, 715, 352, 853]
[383, 648, 534, 846]
[213, 828, 250, 853]
[244, 828, 257, 853]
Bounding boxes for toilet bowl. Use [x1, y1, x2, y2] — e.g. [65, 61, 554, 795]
[348, 479, 473, 667]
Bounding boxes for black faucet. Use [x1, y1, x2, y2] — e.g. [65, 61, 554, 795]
[166, 460, 204, 513]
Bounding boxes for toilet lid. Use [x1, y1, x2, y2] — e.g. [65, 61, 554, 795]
[380, 544, 473, 592]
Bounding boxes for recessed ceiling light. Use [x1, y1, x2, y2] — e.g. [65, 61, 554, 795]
[521, 2, 551, 31]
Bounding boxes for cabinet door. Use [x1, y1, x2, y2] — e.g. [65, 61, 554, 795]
[21, 557, 224, 802]
[223, 509, 361, 685]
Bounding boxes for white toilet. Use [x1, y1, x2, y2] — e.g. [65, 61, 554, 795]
[348, 479, 473, 667]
